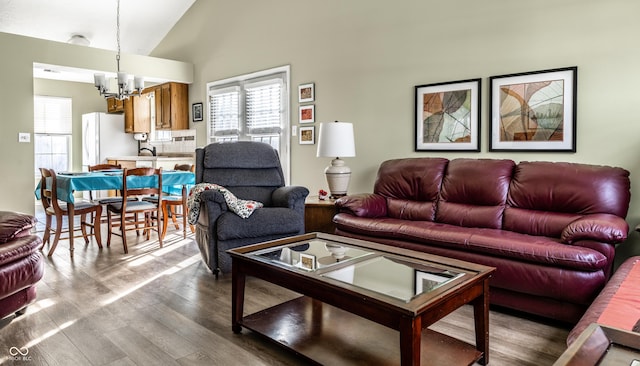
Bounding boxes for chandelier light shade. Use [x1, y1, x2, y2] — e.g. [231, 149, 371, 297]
[94, 0, 143, 100]
[316, 121, 356, 198]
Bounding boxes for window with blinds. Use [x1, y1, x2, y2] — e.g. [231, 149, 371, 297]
[34, 95, 73, 176]
[207, 66, 290, 182]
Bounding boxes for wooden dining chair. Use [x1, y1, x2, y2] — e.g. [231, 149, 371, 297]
[88, 163, 124, 204]
[106, 167, 163, 254]
[87, 163, 130, 232]
[38, 168, 103, 256]
[143, 164, 195, 239]
[162, 164, 195, 239]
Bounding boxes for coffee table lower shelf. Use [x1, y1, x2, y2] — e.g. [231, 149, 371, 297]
[239, 296, 483, 366]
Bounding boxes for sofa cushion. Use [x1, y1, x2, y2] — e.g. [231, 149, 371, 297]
[505, 161, 631, 237]
[436, 158, 515, 229]
[333, 214, 608, 271]
[374, 158, 448, 220]
[0, 211, 37, 244]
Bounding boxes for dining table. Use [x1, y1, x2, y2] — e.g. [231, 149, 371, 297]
[35, 169, 196, 251]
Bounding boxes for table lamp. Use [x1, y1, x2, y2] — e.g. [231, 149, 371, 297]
[316, 121, 356, 198]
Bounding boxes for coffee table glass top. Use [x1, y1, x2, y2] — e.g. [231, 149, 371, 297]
[252, 239, 374, 270]
[249, 238, 465, 303]
[322, 256, 464, 302]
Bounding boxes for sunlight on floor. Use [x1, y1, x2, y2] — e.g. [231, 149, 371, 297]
[102, 253, 201, 306]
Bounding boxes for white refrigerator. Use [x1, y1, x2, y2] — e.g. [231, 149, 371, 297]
[82, 112, 138, 170]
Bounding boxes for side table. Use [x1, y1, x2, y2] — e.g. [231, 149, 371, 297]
[304, 195, 337, 234]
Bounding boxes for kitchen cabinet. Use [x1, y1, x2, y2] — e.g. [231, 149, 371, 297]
[106, 97, 124, 114]
[151, 82, 189, 131]
[123, 92, 151, 133]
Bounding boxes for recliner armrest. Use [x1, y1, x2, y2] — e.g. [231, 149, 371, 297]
[272, 186, 309, 211]
[198, 190, 230, 225]
[335, 193, 388, 218]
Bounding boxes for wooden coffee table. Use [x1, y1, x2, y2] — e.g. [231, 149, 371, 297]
[229, 233, 495, 365]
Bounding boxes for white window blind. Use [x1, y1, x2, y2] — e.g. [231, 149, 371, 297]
[210, 86, 241, 138]
[246, 78, 283, 135]
[34, 96, 72, 134]
[206, 66, 291, 183]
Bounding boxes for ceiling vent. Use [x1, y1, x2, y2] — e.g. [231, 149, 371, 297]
[67, 34, 90, 46]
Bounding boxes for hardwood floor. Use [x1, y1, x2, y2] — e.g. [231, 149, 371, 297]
[0, 228, 571, 365]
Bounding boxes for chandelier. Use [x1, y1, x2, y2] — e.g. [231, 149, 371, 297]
[93, 0, 143, 100]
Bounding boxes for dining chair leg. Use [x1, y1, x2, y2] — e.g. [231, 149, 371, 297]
[157, 208, 163, 249]
[94, 206, 103, 248]
[80, 213, 90, 245]
[161, 201, 169, 240]
[170, 206, 179, 230]
[41, 215, 52, 249]
[181, 204, 187, 239]
[120, 212, 128, 254]
[107, 212, 113, 248]
[48, 215, 63, 257]
[145, 213, 151, 241]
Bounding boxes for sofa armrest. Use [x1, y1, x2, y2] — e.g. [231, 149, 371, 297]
[0, 211, 37, 245]
[272, 186, 310, 212]
[0, 235, 42, 267]
[335, 194, 388, 218]
[561, 213, 629, 244]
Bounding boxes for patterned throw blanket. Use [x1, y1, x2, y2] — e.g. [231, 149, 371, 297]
[187, 183, 263, 225]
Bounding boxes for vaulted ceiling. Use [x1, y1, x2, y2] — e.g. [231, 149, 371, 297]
[0, 0, 196, 55]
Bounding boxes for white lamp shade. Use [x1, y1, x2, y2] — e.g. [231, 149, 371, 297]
[316, 122, 356, 158]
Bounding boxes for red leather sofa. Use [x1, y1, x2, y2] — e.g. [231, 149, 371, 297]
[0, 211, 44, 320]
[334, 158, 631, 323]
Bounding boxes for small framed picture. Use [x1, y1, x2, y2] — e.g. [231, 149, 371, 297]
[298, 83, 315, 103]
[192, 102, 203, 122]
[299, 105, 315, 124]
[299, 126, 315, 145]
[299, 253, 316, 270]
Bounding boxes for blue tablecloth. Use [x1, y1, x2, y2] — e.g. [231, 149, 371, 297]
[35, 170, 195, 204]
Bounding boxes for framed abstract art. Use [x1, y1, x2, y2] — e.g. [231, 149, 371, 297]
[489, 67, 577, 152]
[414, 78, 481, 152]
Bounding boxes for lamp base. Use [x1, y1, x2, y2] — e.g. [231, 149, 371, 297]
[324, 158, 351, 198]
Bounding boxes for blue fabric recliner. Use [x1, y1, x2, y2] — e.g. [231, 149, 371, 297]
[194, 141, 309, 275]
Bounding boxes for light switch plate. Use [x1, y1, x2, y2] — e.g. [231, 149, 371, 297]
[292, 126, 297, 136]
[18, 133, 30, 143]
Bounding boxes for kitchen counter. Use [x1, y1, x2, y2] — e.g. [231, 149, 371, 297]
[107, 155, 194, 161]
[107, 155, 195, 169]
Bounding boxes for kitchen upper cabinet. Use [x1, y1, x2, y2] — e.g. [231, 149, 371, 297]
[106, 97, 124, 114]
[153, 82, 189, 130]
[124, 92, 151, 133]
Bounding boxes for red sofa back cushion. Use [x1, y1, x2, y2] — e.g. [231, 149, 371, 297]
[374, 158, 448, 221]
[436, 158, 515, 229]
[504, 161, 631, 237]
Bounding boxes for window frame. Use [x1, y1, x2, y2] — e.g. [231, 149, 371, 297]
[206, 65, 291, 184]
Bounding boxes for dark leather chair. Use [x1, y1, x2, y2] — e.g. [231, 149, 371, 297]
[194, 141, 309, 275]
[0, 211, 44, 320]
